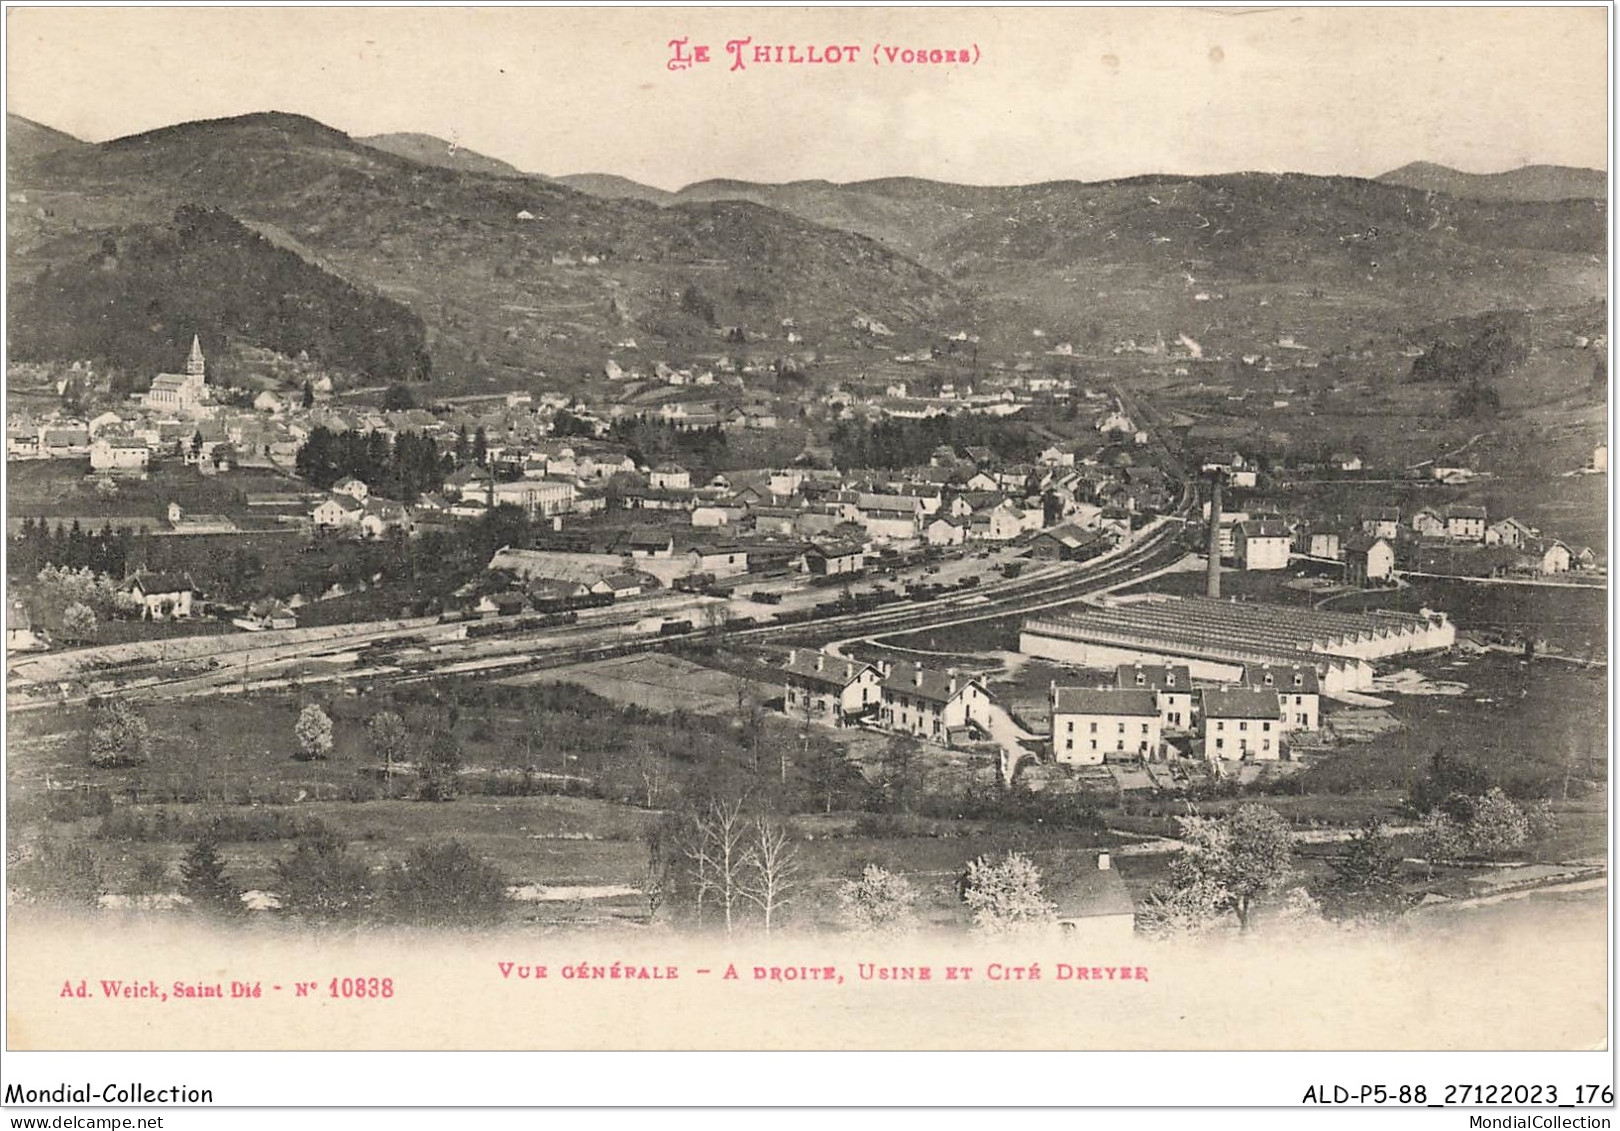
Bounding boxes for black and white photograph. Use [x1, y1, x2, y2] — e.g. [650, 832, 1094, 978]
[1, 3, 1611, 1117]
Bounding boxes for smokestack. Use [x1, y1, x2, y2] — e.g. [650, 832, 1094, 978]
[815, 653, 824, 671]
[788, 649, 797, 666]
[1205, 473, 1223, 599]
[846, 661, 854, 678]
[1097, 852, 1112, 871]
[913, 666, 923, 687]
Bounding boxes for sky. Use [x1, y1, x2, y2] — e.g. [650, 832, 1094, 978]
[5, 6, 1610, 189]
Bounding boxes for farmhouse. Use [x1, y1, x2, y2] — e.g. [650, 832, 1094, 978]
[782, 649, 882, 728]
[1485, 517, 1537, 548]
[878, 662, 990, 744]
[123, 571, 195, 620]
[1199, 687, 1282, 762]
[1049, 686, 1161, 765]
[332, 476, 369, 501]
[1359, 508, 1401, 540]
[649, 464, 691, 490]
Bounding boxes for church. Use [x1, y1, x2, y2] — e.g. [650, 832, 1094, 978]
[145, 335, 210, 414]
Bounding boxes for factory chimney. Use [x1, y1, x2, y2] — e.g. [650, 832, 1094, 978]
[1205, 473, 1223, 599]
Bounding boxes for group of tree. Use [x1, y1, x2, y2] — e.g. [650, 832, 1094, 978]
[297, 702, 464, 801]
[827, 415, 1038, 472]
[1407, 312, 1530, 385]
[11, 206, 432, 389]
[181, 831, 506, 928]
[9, 520, 136, 581]
[649, 797, 801, 933]
[1407, 750, 1557, 863]
[605, 417, 730, 479]
[294, 426, 450, 501]
[24, 565, 144, 640]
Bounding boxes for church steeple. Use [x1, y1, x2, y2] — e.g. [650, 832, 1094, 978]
[185, 335, 206, 380]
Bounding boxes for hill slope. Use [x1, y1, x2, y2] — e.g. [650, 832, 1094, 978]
[7, 113, 85, 174]
[9, 205, 432, 384]
[1378, 161, 1606, 202]
[8, 112, 965, 388]
[360, 132, 535, 179]
[554, 173, 675, 205]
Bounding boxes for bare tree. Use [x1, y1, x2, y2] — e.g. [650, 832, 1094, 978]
[740, 817, 799, 933]
[682, 797, 750, 933]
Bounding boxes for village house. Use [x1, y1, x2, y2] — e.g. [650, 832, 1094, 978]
[686, 544, 748, 578]
[804, 541, 866, 576]
[1411, 508, 1447, 539]
[7, 601, 45, 653]
[878, 662, 990, 744]
[1539, 540, 1573, 575]
[1343, 533, 1396, 586]
[312, 494, 364, 529]
[649, 464, 691, 490]
[1444, 505, 1488, 543]
[1242, 663, 1320, 731]
[1115, 663, 1194, 730]
[691, 501, 745, 529]
[782, 649, 883, 728]
[332, 476, 369, 502]
[89, 436, 151, 474]
[749, 506, 799, 537]
[1232, 519, 1291, 570]
[1199, 688, 1283, 762]
[967, 501, 1026, 542]
[1047, 853, 1137, 944]
[626, 530, 676, 559]
[1028, 523, 1110, 563]
[1485, 517, 1538, 548]
[1049, 686, 1162, 765]
[924, 516, 967, 547]
[1360, 508, 1401, 540]
[123, 571, 196, 620]
[490, 478, 576, 518]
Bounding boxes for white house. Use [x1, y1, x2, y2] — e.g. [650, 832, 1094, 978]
[1199, 688, 1283, 762]
[879, 662, 990, 744]
[332, 476, 370, 502]
[123, 572, 195, 620]
[1050, 686, 1162, 765]
[1241, 664, 1320, 732]
[649, 464, 691, 490]
[89, 437, 151, 473]
[783, 650, 883, 728]
[1114, 663, 1193, 730]
[312, 494, 364, 528]
[1232, 520, 1291, 570]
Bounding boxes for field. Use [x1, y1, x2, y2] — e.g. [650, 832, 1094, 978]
[500, 653, 769, 716]
[7, 459, 305, 520]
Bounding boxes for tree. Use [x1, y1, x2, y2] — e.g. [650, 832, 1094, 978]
[301, 380, 315, 409]
[1421, 808, 1470, 872]
[178, 836, 244, 916]
[384, 841, 508, 928]
[1136, 874, 1227, 939]
[382, 383, 417, 411]
[366, 710, 409, 785]
[1467, 787, 1530, 858]
[1171, 803, 1295, 932]
[1408, 751, 1490, 815]
[877, 734, 925, 813]
[88, 697, 150, 768]
[294, 704, 334, 762]
[739, 817, 799, 933]
[275, 831, 374, 923]
[1322, 820, 1405, 921]
[837, 865, 919, 935]
[960, 851, 1055, 934]
[417, 729, 462, 801]
[14, 840, 105, 909]
[682, 797, 750, 932]
[472, 425, 488, 467]
[802, 735, 864, 815]
[61, 601, 97, 644]
[642, 818, 676, 922]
